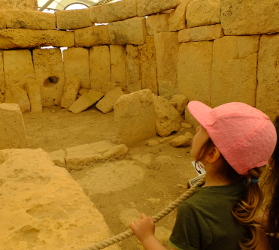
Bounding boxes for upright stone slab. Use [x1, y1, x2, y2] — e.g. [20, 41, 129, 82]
[177, 41, 212, 106]
[139, 35, 158, 94]
[33, 48, 65, 107]
[64, 49, 90, 90]
[108, 17, 146, 45]
[89, 0, 137, 23]
[126, 45, 141, 93]
[146, 14, 169, 35]
[169, 0, 190, 31]
[5, 86, 30, 113]
[211, 36, 259, 107]
[90, 46, 110, 91]
[75, 25, 111, 47]
[137, 0, 179, 16]
[56, 8, 91, 30]
[154, 32, 179, 99]
[0, 51, 4, 102]
[0, 103, 28, 149]
[221, 0, 279, 35]
[0, 148, 119, 250]
[110, 45, 126, 87]
[256, 34, 279, 121]
[0, 10, 6, 29]
[114, 89, 156, 146]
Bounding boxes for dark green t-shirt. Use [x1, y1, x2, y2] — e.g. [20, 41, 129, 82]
[169, 178, 247, 250]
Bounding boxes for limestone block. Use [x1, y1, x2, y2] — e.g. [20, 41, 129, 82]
[110, 45, 126, 86]
[0, 103, 28, 149]
[90, 140, 116, 153]
[0, 148, 119, 250]
[68, 90, 104, 114]
[5, 87, 30, 113]
[60, 80, 80, 109]
[137, 0, 179, 16]
[108, 17, 146, 45]
[178, 42, 212, 106]
[126, 45, 141, 93]
[0, 0, 37, 10]
[169, 0, 190, 31]
[3, 50, 35, 89]
[221, 0, 279, 35]
[211, 36, 259, 107]
[256, 34, 279, 121]
[178, 24, 223, 42]
[154, 32, 179, 99]
[48, 149, 66, 167]
[139, 35, 158, 94]
[33, 49, 65, 107]
[170, 132, 193, 147]
[170, 94, 188, 115]
[75, 25, 111, 47]
[0, 51, 4, 102]
[89, 0, 137, 23]
[103, 144, 129, 159]
[0, 29, 74, 49]
[96, 87, 124, 113]
[63, 48, 90, 88]
[25, 76, 42, 113]
[56, 8, 91, 30]
[186, 0, 221, 28]
[90, 46, 110, 90]
[5, 10, 55, 29]
[153, 95, 181, 137]
[0, 10, 6, 29]
[114, 89, 156, 146]
[146, 14, 169, 35]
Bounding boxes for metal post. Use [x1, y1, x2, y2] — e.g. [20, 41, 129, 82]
[39, 0, 56, 11]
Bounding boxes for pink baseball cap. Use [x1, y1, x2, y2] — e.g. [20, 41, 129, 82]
[188, 101, 277, 175]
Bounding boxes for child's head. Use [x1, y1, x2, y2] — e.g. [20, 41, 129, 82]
[188, 101, 277, 175]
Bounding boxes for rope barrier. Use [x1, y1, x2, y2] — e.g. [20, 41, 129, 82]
[81, 175, 206, 250]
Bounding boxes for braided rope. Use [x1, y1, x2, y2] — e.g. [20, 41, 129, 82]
[81, 175, 205, 250]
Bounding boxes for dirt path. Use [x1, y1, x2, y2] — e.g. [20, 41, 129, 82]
[23, 107, 197, 249]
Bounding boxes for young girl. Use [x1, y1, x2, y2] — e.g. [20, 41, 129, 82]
[130, 101, 277, 250]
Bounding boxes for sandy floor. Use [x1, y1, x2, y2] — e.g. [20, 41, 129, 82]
[23, 106, 198, 249]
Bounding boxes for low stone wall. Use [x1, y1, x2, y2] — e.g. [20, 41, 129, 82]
[0, 0, 278, 119]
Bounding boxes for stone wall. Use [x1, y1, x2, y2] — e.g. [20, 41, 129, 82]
[0, 0, 278, 119]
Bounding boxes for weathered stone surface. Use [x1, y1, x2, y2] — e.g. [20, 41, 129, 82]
[169, 0, 190, 31]
[96, 87, 124, 113]
[126, 45, 141, 92]
[114, 89, 156, 146]
[25, 78, 42, 113]
[0, 103, 28, 149]
[0, 0, 37, 10]
[110, 45, 126, 86]
[90, 0, 137, 23]
[33, 49, 65, 107]
[0, 10, 6, 29]
[170, 132, 193, 147]
[5, 10, 55, 29]
[139, 35, 158, 94]
[63, 48, 90, 89]
[187, 0, 221, 28]
[68, 90, 104, 114]
[5, 86, 30, 113]
[0, 51, 4, 102]
[178, 24, 223, 42]
[75, 25, 111, 47]
[0, 29, 74, 49]
[177, 41, 212, 106]
[169, 94, 188, 115]
[56, 8, 91, 30]
[137, 0, 179, 17]
[0, 148, 119, 250]
[154, 32, 179, 99]
[146, 14, 169, 35]
[48, 149, 66, 167]
[108, 17, 146, 45]
[256, 34, 279, 121]
[211, 36, 259, 107]
[103, 144, 128, 159]
[90, 46, 110, 90]
[60, 80, 80, 109]
[221, 0, 279, 35]
[153, 95, 181, 137]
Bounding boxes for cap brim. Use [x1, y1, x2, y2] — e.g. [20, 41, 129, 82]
[187, 101, 212, 127]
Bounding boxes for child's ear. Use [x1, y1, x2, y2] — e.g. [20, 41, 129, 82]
[205, 146, 221, 163]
